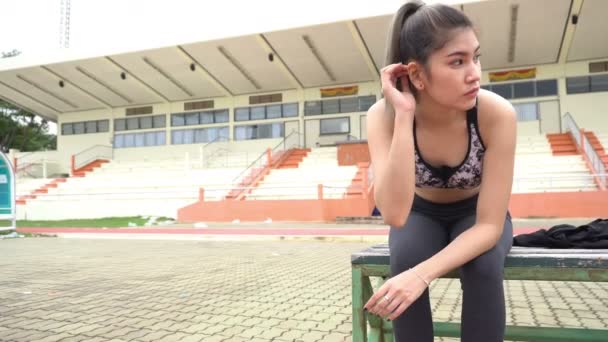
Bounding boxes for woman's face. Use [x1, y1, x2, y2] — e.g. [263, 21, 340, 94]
[421, 28, 481, 111]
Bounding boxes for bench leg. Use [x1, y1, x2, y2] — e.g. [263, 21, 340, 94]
[353, 267, 395, 342]
[352, 267, 368, 342]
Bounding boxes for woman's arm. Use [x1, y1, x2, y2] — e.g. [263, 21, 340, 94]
[414, 93, 517, 283]
[368, 63, 419, 227]
[367, 100, 416, 227]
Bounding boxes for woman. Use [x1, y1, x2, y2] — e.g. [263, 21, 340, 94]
[364, 1, 517, 341]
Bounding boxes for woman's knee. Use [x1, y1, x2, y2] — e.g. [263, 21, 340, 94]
[461, 246, 507, 284]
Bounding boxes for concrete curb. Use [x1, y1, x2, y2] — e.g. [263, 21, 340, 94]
[52, 232, 389, 243]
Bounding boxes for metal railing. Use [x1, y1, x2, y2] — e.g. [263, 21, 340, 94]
[232, 131, 302, 185]
[73, 145, 113, 171]
[583, 136, 607, 189]
[14, 151, 62, 179]
[562, 112, 606, 189]
[273, 129, 302, 153]
[200, 135, 229, 167]
[562, 112, 581, 146]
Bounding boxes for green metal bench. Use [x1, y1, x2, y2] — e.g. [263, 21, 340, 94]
[351, 244, 608, 342]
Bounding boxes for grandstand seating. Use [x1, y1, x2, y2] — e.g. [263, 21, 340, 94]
[512, 135, 597, 193]
[14, 133, 603, 220]
[16, 157, 244, 220]
[244, 147, 359, 200]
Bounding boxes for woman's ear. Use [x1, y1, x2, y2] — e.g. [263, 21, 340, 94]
[406, 63, 425, 90]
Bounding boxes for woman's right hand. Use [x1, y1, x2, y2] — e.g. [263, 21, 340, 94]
[381, 63, 416, 116]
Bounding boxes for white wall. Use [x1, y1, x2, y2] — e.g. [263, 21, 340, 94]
[482, 59, 608, 133]
[52, 66, 608, 171]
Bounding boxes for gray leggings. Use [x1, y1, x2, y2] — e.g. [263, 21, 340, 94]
[389, 194, 513, 342]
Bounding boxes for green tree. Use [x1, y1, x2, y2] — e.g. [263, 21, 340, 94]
[0, 50, 56, 153]
[0, 100, 57, 153]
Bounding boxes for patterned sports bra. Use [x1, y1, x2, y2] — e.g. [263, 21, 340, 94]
[414, 105, 486, 189]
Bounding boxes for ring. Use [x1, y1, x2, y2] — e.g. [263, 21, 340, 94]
[383, 295, 390, 302]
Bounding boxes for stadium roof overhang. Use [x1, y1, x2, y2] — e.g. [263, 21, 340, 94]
[0, 0, 605, 122]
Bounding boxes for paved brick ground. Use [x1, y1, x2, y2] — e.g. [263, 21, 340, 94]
[0, 238, 607, 342]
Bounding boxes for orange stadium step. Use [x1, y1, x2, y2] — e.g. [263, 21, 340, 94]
[226, 148, 311, 200]
[16, 178, 67, 205]
[546, 133, 578, 156]
[345, 162, 371, 199]
[584, 132, 608, 171]
[276, 148, 310, 169]
[584, 131, 606, 155]
[73, 159, 108, 173]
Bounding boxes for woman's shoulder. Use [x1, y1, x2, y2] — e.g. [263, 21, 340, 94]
[477, 89, 516, 123]
[477, 89, 515, 117]
[475, 89, 517, 147]
[367, 98, 395, 124]
[368, 98, 387, 116]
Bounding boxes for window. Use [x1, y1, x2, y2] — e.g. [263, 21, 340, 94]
[250, 106, 266, 120]
[85, 121, 97, 133]
[215, 110, 229, 123]
[114, 119, 126, 131]
[305, 96, 377, 116]
[200, 112, 214, 124]
[140, 116, 153, 129]
[234, 103, 299, 121]
[172, 114, 185, 126]
[566, 77, 590, 94]
[340, 97, 358, 113]
[591, 74, 608, 92]
[358, 96, 376, 111]
[114, 134, 124, 148]
[153, 115, 166, 128]
[513, 82, 535, 98]
[283, 103, 298, 117]
[322, 99, 340, 114]
[135, 133, 145, 147]
[171, 127, 229, 145]
[266, 104, 282, 119]
[114, 114, 166, 131]
[73, 122, 85, 134]
[492, 84, 512, 99]
[170, 109, 227, 126]
[172, 130, 184, 144]
[124, 134, 135, 148]
[61, 123, 73, 135]
[513, 103, 538, 122]
[235, 108, 250, 121]
[234, 123, 284, 140]
[185, 112, 199, 126]
[485, 80, 558, 98]
[144, 131, 157, 146]
[536, 80, 558, 97]
[305, 101, 321, 115]
[182, 130, 195, 144]
[320, 117, 350, 134]
[113, 131, 166, 148]
[126, 117, 139, 130]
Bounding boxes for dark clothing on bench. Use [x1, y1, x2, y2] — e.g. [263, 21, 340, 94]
[389, 193, 513, 342]
[513, 218, 608, 248]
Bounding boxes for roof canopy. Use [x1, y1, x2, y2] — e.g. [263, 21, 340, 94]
[0, 0, 605, 121]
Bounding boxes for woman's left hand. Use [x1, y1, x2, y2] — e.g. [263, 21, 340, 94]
[364, 269, 429, 321]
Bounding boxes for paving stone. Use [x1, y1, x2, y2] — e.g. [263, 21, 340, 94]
[1, 239, 607, 342]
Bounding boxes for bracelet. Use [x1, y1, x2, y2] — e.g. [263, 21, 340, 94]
[409, 268, 430, 287]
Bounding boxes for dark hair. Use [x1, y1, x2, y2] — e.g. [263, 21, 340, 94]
[385, 0, 474, 92]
